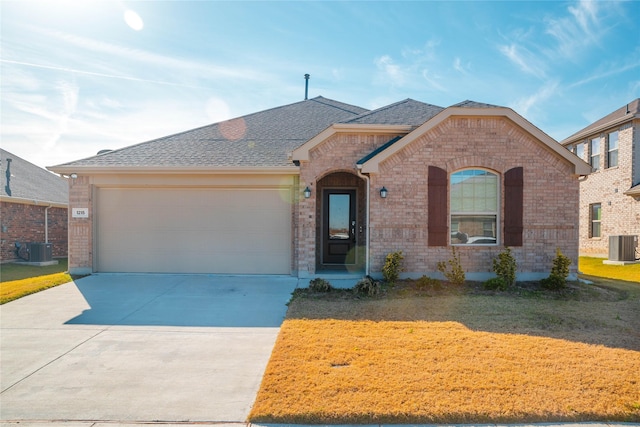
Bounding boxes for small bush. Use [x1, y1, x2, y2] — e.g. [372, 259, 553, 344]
[492, 247, 517, 288]
[382, 251, 404, 284]
[415, 275, 441, 290]
[437, 247, 466, 285]
[354, 275, 381, 296]
[541, 248, 572, 290]
[484, 276, 509, 291]
[309, 278, 332, 292]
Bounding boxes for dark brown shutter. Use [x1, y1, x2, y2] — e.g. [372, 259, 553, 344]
[428, 166, 448, 246]
[504, 167, 524, 246]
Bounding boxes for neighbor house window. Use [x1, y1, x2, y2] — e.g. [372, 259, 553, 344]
[575, 142, 585, 160]
[590, 137, 600, 171]
[607, 131, 618, 168]
[590, 203, 601, 238]
[450, 169, 498, 245]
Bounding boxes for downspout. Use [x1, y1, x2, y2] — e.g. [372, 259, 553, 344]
[356, 165, 370, 276]
[45, 205, 52, 243]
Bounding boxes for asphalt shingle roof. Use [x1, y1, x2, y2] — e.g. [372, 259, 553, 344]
[52, 96, 368, 169]
[1, 149, 68, 205]
[341, 99, 444, 127]
[562, 98, 640, 143]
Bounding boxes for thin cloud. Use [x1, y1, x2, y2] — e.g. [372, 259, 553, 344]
[498, 44, 546, 79]
[544, 0, 603, 59]
[374, 55, 405, 87]
[1, 59, 213, 90]
[510, 82, 559, 118]
[568, 59, 640, 89]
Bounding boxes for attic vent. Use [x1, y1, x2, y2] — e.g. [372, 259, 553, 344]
[97, 149, 113, 155]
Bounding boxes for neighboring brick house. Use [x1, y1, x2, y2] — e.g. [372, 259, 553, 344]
[561, 98, 640, 259]
[1, 149, 68, 262]
[50, 96, 590, 280]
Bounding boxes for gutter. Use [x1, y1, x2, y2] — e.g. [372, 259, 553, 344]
[0, 195, 67, 209]
[44, 205, 51, 243]
[356, 164, 370, 276]
[47, 166, 299, 176]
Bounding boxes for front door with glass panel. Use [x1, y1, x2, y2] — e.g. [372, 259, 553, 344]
[323, 190, 357, 265]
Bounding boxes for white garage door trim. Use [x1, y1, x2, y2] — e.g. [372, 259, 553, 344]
[96, 187, 292, 274]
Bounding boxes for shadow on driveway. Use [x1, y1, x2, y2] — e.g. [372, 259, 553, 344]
[66, 274, 298, 327]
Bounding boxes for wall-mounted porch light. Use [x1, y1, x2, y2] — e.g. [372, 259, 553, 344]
[303, 186, 312, 199]
[70, 173, 78, 179]
[379, 186, 388, 198]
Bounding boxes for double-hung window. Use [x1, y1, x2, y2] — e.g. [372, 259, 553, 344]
[607, 131, 618, 168]
[590, 137, 600, 171]
[450, 169, 498, 245]
[590, 203, 601, 238]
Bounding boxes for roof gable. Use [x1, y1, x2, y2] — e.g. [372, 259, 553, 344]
[292, 99, 442, 162]
[359, 103, 592, 176]
[1, 149, 68, 205]
[50, 96, 368, 173]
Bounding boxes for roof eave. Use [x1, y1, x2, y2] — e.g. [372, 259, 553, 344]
[291, 124, 413, 162]
[47, 165, 299, 176]
[360, 106, 592, 176]
[0, 195, 68, 208]
[561, 113, 639, 146]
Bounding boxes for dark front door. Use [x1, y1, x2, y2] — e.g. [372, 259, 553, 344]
[323, 189, 357, 265]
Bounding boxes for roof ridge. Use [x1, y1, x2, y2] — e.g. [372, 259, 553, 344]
[309, 96, 369, 115]
[341, 98, 442, 124]
[451, 99, 503, 108]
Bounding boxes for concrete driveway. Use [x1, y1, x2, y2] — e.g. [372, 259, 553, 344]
[0, 274, 298, 423]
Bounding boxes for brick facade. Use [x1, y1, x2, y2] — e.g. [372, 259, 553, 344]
[570, 121, 640, 257]
[67, 176, 93, 274]
[298, 116, 581, 279]
[0, 201, 68, 261]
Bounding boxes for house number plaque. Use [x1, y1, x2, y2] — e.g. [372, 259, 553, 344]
[72, 208, 89, 218]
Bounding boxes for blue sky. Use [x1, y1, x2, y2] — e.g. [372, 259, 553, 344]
[1, 0, 639, 169]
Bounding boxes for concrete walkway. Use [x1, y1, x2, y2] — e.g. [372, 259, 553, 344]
[1, 274, 298, 423]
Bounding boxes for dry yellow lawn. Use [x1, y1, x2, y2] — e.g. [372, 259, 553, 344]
[250, 280, 640, 424]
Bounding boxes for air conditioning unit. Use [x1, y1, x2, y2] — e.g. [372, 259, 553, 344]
[28, 242, 53, 262]
[608, 235, 638, 262]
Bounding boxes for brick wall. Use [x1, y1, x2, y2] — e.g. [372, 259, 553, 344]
[0, 201, 68, 261]
[67, 176, 93, 274]
[296, 133, 404, 275]
[298, 116, 581, 279]
[574, 122, 640, 257]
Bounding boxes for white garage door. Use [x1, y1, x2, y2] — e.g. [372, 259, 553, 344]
[96, 187, 292, 274]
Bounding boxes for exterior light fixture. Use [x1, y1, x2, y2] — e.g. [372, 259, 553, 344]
[303, 186, 312, 198]
[70, 173, 78, 179]
[380, 186, 388, 198]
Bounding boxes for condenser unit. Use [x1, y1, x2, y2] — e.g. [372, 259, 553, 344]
[28, 242, 53, 262]
[608, 235, 638, 262]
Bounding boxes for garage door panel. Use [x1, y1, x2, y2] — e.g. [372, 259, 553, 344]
[96, 188, 292, 274]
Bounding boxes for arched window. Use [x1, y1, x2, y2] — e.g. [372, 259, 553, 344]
[450, 169, 498, 245]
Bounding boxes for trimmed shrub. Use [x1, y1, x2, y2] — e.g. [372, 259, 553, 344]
[415, 275, 441, 290]
[382, 251, 404, 285]
[437, 247, 466, 285]
[309, 278, 332, 292]
[541, 248, 572, 290]
[354, 275, 381, 296]
[491, 247, 517, 289]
